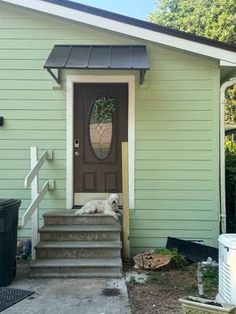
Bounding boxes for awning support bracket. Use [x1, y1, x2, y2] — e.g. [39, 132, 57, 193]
[47, 68, 61, 85]
[140, 69, 146, 85]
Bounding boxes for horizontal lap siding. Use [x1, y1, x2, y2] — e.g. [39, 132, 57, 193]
[132, 45, 220, 253]
[0, 3, 220, 250]
[0, 3, 139, 238]
[0, 2, 68, 236]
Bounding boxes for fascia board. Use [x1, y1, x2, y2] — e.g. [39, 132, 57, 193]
[1, 0, 236, 64]
[220, 60, 236, 67]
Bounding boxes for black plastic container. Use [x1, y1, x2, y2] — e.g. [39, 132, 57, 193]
[0, 199, 21, 286]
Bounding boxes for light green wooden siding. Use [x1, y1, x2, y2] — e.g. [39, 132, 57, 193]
[0, 3, 139, 238]
[133, 45, 220, 253]
[0, 3, 220, 250]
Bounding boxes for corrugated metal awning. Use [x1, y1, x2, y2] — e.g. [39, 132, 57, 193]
[44, 45, 149, 84]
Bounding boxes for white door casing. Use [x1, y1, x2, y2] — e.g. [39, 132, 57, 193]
[66, 75, 135, 210]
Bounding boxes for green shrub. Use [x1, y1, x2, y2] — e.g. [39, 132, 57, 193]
[202, 266, 218, 296]
[225, 139, 236, 232]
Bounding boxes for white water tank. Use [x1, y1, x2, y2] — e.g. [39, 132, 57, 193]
[217, 234, 236, 305]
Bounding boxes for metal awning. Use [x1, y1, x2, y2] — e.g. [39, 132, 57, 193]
[225, 124, 236, 135]
[44, 45, 149, 84]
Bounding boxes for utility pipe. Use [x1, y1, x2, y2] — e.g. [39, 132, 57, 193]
[220, 78, 236, 234]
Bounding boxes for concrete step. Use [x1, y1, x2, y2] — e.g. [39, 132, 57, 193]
[35, 241, 122, 259]
[39, 225, 121, 241]
[30, 258, 122, 278]
[30, 272, 122, 278]
[43, 211, 119, 226]
[33, 210, 122, 278]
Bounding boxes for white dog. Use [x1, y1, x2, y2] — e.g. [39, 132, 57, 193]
[75, 193, 122, 220]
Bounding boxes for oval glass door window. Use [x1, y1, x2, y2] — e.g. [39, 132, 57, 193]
[89, 102, 113, 160]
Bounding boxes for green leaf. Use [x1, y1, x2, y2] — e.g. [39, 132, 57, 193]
[148, 0, 236, 45]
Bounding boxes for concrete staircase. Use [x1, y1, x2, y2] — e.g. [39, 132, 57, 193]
[30, 210, 122, 278]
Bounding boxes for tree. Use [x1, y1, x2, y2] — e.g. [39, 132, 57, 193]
[225, 85, 236, 125]
[148, 0, 236, 45]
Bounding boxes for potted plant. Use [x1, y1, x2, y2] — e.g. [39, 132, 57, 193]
[179, 296, 236, 314]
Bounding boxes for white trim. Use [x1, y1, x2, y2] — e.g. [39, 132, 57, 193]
[66, 75, 135, 210]
[220, 78, 236, 233]
[66, 77, 74, 209]
[30, 146, 38, 260]
[220, 60, 236, 67]
[1, 0, 236, 63]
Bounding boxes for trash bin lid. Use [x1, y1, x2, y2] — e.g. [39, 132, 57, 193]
[219, 234, 236, 250]
[0, 199, 21, 209]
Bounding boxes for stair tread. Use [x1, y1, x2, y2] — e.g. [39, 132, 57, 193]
[39, 224, 120, 232]
[29, 272, 122, 278]
[43, 211, 118, 218]
[35, 240, 121, 249]
[31, 258, 122, 267]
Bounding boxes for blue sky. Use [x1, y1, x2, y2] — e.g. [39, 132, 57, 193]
[73, 0, 157, 20]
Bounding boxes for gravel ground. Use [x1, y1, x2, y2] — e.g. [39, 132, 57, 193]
[126, 264, 216, 314]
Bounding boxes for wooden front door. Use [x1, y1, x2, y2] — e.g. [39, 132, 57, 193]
[73, 83, 128, 204]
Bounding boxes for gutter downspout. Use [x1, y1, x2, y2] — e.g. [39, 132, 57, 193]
[220, 78, 236, 234]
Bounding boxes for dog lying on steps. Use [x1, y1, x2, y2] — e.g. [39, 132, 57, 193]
[75, 193, 122, 220]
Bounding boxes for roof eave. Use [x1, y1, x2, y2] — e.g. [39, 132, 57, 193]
[220, 61, 236, 83]
[1, 0, 236, 63]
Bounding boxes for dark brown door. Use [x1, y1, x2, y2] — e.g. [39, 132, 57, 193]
[74, 83, 128, 194]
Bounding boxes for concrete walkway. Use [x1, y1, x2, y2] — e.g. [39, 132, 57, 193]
[3, 263, 130, 314]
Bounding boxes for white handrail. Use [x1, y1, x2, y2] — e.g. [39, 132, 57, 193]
[21, 146, 54, 259]
[21, 181, 49, 227]
[24, 151, 47, 188]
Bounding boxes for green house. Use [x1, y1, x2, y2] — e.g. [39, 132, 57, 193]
[0, 0, 235, 257]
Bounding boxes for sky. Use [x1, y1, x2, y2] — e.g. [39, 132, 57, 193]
[73, 0, 157, 20]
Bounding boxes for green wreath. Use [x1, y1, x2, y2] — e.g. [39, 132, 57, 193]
[93, 97, 116, 123]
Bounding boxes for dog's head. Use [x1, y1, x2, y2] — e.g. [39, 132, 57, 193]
[107, 193, 119, 210]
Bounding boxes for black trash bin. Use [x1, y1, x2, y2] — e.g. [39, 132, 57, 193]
[0, 199, 21, 286]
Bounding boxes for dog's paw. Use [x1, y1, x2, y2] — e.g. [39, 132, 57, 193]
[116, 209, 123, 215]
[75, 209, 83, 215]
[108, 211, 119, 221]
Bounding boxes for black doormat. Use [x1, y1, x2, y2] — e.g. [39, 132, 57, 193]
[0, 287, 34, 312]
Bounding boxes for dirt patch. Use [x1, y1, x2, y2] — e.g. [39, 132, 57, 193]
[126, 263, 217, 314]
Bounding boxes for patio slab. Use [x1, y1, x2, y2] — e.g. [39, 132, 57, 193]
[3, 262, 130, 314]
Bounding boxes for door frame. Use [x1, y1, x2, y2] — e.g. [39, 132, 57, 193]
[66, 75, 135, 210]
